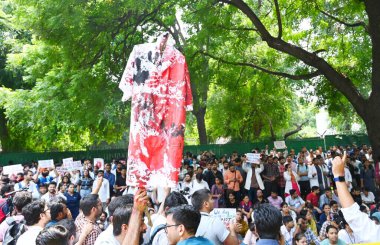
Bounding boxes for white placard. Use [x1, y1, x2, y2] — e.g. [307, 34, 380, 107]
[62, 157, 74, 166]
[38, 159, 55, 169]
[211, 208, 236, 226]
[3, 164, 24, 175]
[64, 161, 83, 171]
[56, 167, 68, 175]
[274, 140, 287, 149]
[94, 158, 104, 170]
[246, 153, 261, 164]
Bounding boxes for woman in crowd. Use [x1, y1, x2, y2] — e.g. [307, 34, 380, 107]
[320, 225, 346, 245]
[284, 162, 300, 197]
[64, 183, 81, 219]
[319, 204, 331, 228]
[58, 174, 71, 192]
[211, 176, 225, 208]
[239, 194, 253, 222]
[226, 192, 239, 209]
[281, 202, 297, 222]
[293, 233, 307, 245]
[78, 169, 93, 198]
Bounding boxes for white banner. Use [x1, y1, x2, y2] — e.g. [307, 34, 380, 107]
[94, 158, 104, 170]
[56, 166, 68, 175]
[274, 140, 287, 149]
[38, 159, 55, 169]
[3, 164, 24, 175]
[246, 153, 261, 164]
[211, 208, 236, 226]
[62, 157, 74, 166]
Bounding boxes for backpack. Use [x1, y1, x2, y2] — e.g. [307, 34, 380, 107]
[2, 217, 27, 245]
[147, 224, 166, 245]
[0, 199, 11, 223]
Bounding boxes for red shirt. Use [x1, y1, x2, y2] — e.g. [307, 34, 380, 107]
[306, 192, 319, 207]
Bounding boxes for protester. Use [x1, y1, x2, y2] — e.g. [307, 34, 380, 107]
[332, 152, 380, 242]
[74, 194, 103, 245]
[192, 189, 239, 245]
[280, 215, 295, 245]
[0, 191, 32, 242]
[64, 183, 81, 219]
[78, 169, 94, 198]
[320, 225, 346, 245]
[92, 170, 110, 208]
[254, 204, 282, 245]
[41, 182, 67, 204]
[16, 200, 51, 245]
[14, 170, 39, 199]
[165, 205, 213, 245]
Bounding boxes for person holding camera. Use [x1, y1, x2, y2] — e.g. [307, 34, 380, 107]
[332, 151, 380, 242]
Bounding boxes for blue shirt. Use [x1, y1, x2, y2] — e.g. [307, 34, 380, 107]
[37, 176, 54, 187]
[256, 239, 279, 245]
[104, 171, 116, 186]
[177, 236, 213, 245]
[64, 192, 81, 219]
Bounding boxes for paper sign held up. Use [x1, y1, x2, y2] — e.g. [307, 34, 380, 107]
[274, 140, 287, 149]
[246, 153, 261, 164]
[210, 208, 237, 226]
[3, 164, 24, 175]
[38, 160, 55, 169]
[62, 157, 73, 165]
[94, 158, 104, 170]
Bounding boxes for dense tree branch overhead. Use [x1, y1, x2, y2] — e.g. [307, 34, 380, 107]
[273, 0, 282, 38]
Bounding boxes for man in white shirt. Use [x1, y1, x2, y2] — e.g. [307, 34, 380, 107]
[192, 189, 239, 245]
[41, 182, 66, 204]
[14, 170, 40, 199]
[281, 215, 296, 245]
[333, 152, 380, 242]
[95, 205, 147, 245]
[285, 189, 305, 213]
[93, 170, 110, 207]
[16, 200, 51, 245]
[361, 188, 375, 205]
[190, 173, 209, 195]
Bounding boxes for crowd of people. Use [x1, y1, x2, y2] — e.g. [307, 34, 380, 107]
[0, 144, 378, 244]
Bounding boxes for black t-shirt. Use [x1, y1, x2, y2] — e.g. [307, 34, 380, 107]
[115, 175, 126, 196]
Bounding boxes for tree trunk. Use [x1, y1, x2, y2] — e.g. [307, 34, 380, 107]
[193, 108, 207, 144]
[364, 98, 380, 162]
[0, 109, 12, 152]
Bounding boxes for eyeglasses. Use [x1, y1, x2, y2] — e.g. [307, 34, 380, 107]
[43, 208, 50, 213]
[164, 224, 180, 233]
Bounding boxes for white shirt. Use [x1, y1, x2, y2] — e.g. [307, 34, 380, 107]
[338, 229, 360, 244]
[150, 214, 167, 245]
[94, 225, 119, 245]
[190, 180, 209, 195]
[41, 192, 67, 204]
[344, 167, 353, 191]
[93, 178, 110, 202]
[341, 202, 380, 243]
[280, 225, 295, 245]
[196, 212, 230, 245]
[361, 192, 375, 204]
[16, 226, 43, 245]
[14, 181, 40, 200]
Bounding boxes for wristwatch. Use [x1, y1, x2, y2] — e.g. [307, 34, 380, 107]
[333, 176, 345, 182]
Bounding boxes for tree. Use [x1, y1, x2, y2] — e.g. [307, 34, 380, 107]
[197, 0, 379, 157]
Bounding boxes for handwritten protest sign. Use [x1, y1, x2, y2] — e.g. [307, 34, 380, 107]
[246, 153, 261, 164]
[62, 157, 73, 166]
[38, 160, 54, 169]
[56, 167, 68, 175]
[210, 208, 236, 226]
[94, 158, 104, 170]
[3, 164, 24, 175]
[64, 161, 82, 171]
[274, 140, 287, 149]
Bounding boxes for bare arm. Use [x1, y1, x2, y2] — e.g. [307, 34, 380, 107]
[332, 152, 354, 208]
[122, 189, 148, 245]
[91, 176, 103, 195]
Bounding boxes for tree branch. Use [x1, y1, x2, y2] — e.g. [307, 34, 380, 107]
[199, 51, 322, 80]
[213, 24, 257, 32]
[273, 0, 282, 38]
[283, 120, 309, 140]
[220, 0, 367, 119]
[315, 4, 368, 32]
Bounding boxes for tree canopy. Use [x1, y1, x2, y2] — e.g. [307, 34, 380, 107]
[0, 0, 375, 152]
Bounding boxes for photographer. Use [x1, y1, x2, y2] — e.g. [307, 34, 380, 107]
[332, 151, 380, 242]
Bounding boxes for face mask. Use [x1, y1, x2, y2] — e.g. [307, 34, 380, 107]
[42, 172, 49, 177]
